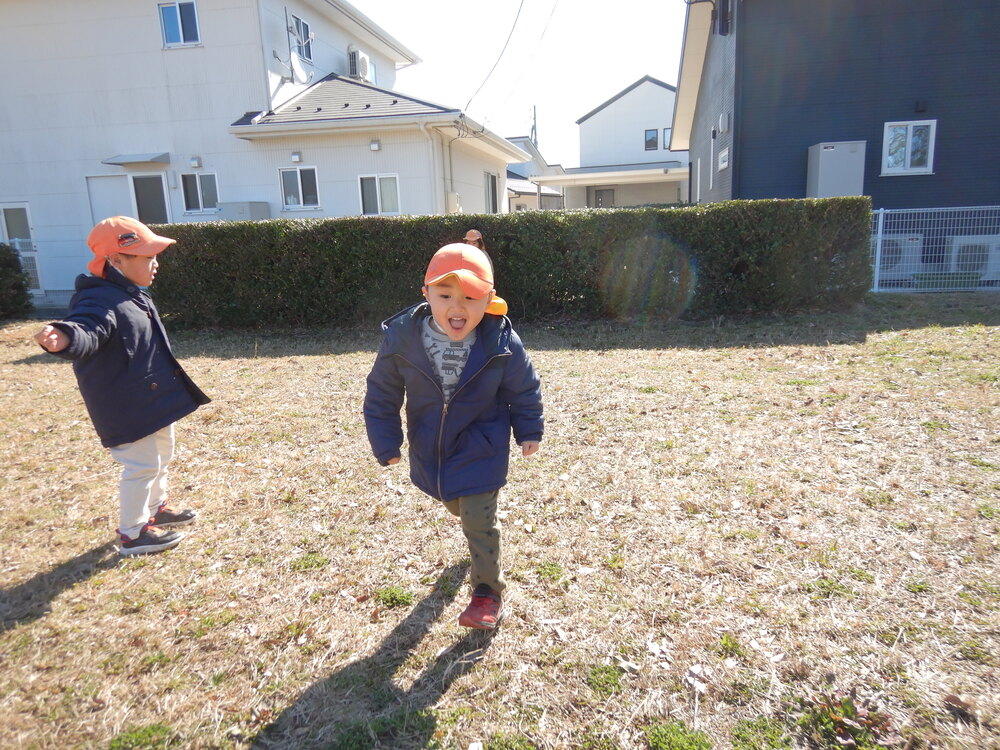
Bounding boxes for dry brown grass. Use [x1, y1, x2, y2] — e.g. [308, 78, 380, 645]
[1, 293, 998, 750]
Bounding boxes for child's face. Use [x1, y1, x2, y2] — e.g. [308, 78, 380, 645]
[423, 276, 492, 341]
[111, 252, 159, 287]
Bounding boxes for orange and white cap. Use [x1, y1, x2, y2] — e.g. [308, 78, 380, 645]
[86, 216, 175, 277]
[424, 243, 508, 315]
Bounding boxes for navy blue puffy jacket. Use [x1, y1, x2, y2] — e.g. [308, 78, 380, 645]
[47, 265, 210, 447]
[364, 303, 543, 501]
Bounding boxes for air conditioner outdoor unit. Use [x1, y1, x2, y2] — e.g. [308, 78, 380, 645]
[872, 232, 924, 284]
[946, 234, 1000, 282]
[349, 49, 370, 81]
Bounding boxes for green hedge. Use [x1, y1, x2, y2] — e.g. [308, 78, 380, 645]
[0, 242, 33, 320]
[152, 197, 871, 327]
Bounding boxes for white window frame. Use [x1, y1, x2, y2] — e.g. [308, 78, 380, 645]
[280, 167, 320, 210]
[358, 174, 400, 216]
[881, 119, 936, 176]
[181, 172, 219, 213]
[159, 1, 201, 47]
[484, 172, 499, 214]
[0, 203, 42, 292]
[291, 14, 312, 61]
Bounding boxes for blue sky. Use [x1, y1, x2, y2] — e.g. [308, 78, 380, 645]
[358, 0, 687, 168]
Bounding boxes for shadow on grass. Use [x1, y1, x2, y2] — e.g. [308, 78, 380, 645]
[0, 542, 118, 635]
[252, 563, 496, 750]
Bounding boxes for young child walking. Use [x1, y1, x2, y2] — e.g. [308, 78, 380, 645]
[364, 243, 544, 629]
[34, 216, 210, 556]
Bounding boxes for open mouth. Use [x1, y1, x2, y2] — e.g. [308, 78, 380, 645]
[448, 317, 466, 331]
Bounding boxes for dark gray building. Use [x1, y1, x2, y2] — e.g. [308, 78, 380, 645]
[671, 0, 1000, 209]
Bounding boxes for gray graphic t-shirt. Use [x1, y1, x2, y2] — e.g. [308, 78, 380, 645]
[422, 317, 476, 402]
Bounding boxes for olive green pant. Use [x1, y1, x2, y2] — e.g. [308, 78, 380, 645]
[443, 489, 506, 596]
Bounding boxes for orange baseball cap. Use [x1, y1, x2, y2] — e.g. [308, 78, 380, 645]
[86, 216, 176, 277]
[424, 243, 508, 315]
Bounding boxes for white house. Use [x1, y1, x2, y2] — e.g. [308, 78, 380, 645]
[0, 0, 527, 303]
[531, 76, 689, 208]
[505, 136, 564, 212]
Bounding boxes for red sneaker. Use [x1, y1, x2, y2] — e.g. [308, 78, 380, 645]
[458, 584, 505, 629]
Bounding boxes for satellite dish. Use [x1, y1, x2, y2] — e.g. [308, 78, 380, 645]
[290, 52, 313, 85]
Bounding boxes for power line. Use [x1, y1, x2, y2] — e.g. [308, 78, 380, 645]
[464, 0, 526, 114]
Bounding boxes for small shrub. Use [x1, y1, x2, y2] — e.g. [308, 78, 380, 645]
[108, 723, 179, 749]
[486, 733, 539, 750]
[643, 720, 712, 750]
[717, 632, 746, 659]
[586, 664, 623, 696]
[536, 561, 564, 583]
[904, 579, 931, 595]
[374, 585, 415, 609]
[794, 690, 902, 749]
[0, 242, 33, 320]
[731, 716, 791, 750]
[289, 553, 329, 571]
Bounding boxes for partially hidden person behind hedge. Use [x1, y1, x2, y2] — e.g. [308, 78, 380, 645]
[463, 229, 487, 253]
[33, 216, 210, 556]
[364, 242, 543, 629]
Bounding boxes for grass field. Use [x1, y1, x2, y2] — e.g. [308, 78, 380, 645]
[1, 294, 998, 750]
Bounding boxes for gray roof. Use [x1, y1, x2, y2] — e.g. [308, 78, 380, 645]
[234, 74, 459, 127]
[506, 176, 561, 196]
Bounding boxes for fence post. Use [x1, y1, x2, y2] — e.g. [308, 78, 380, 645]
[872, 207, 885, 291]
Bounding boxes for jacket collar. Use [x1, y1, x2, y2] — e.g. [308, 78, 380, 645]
[382, 301, 512, 358]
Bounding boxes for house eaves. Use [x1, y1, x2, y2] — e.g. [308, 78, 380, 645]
[531, 163, 688, 188]
[576, 75, 677, 125]
[669, 2, 714, 150]
[301, 0, 420, 66]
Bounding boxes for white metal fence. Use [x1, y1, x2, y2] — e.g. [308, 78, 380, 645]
[870, 206, 1000, 292]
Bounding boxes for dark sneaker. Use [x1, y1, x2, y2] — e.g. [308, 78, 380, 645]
[119, 526, 183, 556]
[150, 507, 197, 528]
[458, 584, 506, 630]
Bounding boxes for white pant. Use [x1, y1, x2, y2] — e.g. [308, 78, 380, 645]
[108, 424, 175, 540]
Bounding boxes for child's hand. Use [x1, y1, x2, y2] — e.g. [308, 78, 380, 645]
[387, 457, 400, 465]
[34, 325, 68, 352]
[520, 441, 540, 457]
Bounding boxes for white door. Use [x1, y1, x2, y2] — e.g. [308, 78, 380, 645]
[0, 204, 41, 292]
[86, 175, 132, 224]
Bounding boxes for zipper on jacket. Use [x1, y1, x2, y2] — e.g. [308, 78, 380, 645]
[395, 350, 510, 501]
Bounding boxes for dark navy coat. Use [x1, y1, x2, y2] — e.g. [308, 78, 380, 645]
[363, 303, 543, 502]
[47, 264, 210, 447]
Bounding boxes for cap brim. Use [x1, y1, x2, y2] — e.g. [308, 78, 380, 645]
[132, 235, 176, 256]
[425, 270, 492, 298]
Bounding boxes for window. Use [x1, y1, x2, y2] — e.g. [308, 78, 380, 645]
[515, 203, 527, 212]
[181, 173, 218, 212]
[159, 2, 200, 46]
[485, 173, 498, 214]
[291, 14, 312, 60]
[359, 174, 399, 215]
[644, 129, 658, 150]
[281, 167, 319, 209]
[132, 175, 170, 224]
[662, 128, 672, 150]
[882, 120, 936, 176]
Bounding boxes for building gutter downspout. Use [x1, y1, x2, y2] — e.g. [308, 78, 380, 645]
[418, 121, 444, 215]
